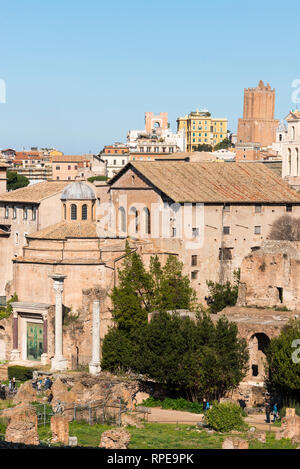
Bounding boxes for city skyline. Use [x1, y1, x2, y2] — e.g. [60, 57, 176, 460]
[1, 0, 300, 154]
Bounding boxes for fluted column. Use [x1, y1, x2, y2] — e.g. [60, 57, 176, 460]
[89, 300, 101, 375]
[50, 274, 67, 371]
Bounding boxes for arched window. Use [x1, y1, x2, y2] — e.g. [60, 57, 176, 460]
[130, 207, 139, 234]
[288, 148, 292, 175]
[118, 207, 126, 233]
[82, 204, 88, 220]
[292, 126, 295, 140]
[296, 148, 299, 176]
[71, 204, 77, 220]
[143, 207, 151, 235]
[279, 134, 282, 142]
[63, 204, 66, 220]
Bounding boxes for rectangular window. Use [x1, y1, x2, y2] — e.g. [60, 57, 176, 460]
[286, 204, 293, 212]
[56, 166, 60, 170]
[68, 165, 71, 170]
[23, 207, 28, 220]
[114, 160, 116, 165]
[32, 207, 37, 221]
[5, 205, 9, 218]
[223, 226, 230, 235]
[15, 232, 19, 245]
[219, 247, 232, 260]
[192, 227, 199, 238]
[13, 206, 17, 219]
[223, 205, 230, 212]
[122, 160, 125, 165]
[255, 204, 262, 213]
[254, 226, 261, 235]
[191, 255, 198, 266]
[172, 227, 176, 237]
[191, 271, 198, 280]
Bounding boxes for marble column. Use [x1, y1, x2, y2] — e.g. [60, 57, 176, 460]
[41, 313, 48, 365]
[50, 274, 68, 371]
[10, 311, 20, 361]
[89, 300, 101, 375]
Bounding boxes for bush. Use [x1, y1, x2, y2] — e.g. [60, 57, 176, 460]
[204, 402, 246, 432]
[8, 365, 34, 381]
[141, 397, 203, 413]
[87, 175, 108, 183]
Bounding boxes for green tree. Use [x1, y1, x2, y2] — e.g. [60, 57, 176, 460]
[7, 171, 29, 191]
[213, 138, 231, 151]
[133, 312, 248, 401]
[266, 319, 300, 399]
[110, 249, 197, 333]
[206, 269, 240, 313]
[110, 242, 153, 333]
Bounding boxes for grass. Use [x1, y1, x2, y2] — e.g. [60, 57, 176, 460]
[141, 397, 203, 414]
[36, 421, 298, 449]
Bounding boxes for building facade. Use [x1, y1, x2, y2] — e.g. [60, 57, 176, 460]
[281, 110, 300, 190]
[177, 109, 228, 152]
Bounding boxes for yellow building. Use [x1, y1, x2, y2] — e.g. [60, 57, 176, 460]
[177, 109, 228, 152]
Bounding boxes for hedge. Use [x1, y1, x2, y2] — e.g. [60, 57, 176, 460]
[8, 365, 34, 381]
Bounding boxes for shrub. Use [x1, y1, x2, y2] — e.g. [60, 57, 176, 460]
[141, 397, 203, 413]
[8, 365, 34, 381]
[204, 402, 246, 432]
[101, 328, 138, 372]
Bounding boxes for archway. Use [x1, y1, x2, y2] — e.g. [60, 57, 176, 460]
[248, 332, 270, 381]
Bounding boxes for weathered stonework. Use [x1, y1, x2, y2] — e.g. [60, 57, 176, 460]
[99, 429, 131, 449]
[50, 414, 69, 445]
[4, 403, 39, 446]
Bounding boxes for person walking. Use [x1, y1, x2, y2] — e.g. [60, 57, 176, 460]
[265, 403, 271, 423]
[205, 401, 210, 411]
[272, 403, 278, 423]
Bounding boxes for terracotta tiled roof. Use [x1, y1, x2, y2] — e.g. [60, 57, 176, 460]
[51, 155, 89, 163]
[0, 181, 69, 203]
[28, 221, 99, 240]
[111, 161, 300, 203]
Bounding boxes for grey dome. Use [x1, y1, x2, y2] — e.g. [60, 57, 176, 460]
[61, 182, 96, 201]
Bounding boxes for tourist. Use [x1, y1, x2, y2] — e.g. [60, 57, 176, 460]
[205, 401, 210, 411]
[44, 377, 52, 389]
[12, 377, 16, 391]
[272, 403, 279, 423]
[8, 379, 13, 392]
[47, 392, 53, 403]
[265, 403, 271, 423]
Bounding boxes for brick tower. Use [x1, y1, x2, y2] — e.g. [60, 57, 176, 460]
[236, 80, 279, 160]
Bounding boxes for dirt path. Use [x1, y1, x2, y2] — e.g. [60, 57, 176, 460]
[146, 407, 280, 433]
[147, 407, 203, 424]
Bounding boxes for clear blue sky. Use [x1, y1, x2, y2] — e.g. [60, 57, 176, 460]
[1, 0, 300, 154]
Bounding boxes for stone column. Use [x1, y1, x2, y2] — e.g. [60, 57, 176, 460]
[89, 300, 101, 375]
[41, 313, 48, 365]
[50, 274, 67, 371]
[10, 310, 21, 361]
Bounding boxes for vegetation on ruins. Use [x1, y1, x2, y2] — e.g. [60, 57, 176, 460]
[265, 319, 300, 400]
[7, 171, 29, 191]
[0, 293, 18, 320]
[204, 402, 246, 432]
[87, 175, 108, 183]
[269, 215, 300, 241]
[206, 269, 240, 314]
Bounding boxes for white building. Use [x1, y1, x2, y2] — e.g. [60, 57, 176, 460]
[281, 110, 300, 190]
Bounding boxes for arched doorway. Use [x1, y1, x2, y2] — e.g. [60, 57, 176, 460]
[248, 333, 270, 381]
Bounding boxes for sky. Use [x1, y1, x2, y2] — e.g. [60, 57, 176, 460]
[0, 0, 300, 154]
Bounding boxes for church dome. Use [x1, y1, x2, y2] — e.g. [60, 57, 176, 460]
[61, 182, 96, 201]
